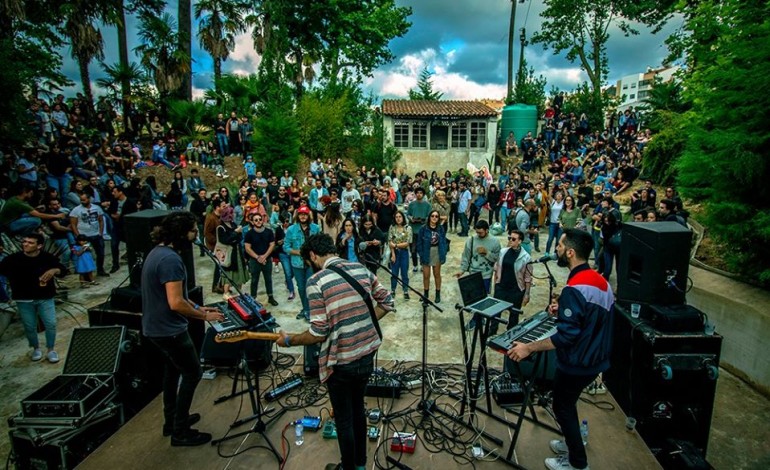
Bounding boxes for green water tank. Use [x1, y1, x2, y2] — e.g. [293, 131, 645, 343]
[500, 104, 538, 150]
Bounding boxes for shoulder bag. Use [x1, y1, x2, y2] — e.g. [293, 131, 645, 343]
[213, 227, 233, 268]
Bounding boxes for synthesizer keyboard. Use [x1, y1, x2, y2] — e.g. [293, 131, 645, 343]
[487, 311, 557, 353]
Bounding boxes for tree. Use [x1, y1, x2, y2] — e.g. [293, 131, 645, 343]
[194, 0, 248, 93]
[297, 92, 347, 160]
[510, 58, 547, 115]
[531, 0, 639, 112]
[178, 0, 192, 100]
[551, 82, 614, 132]
[674, 0, 770, 284]
[135, 11, 191, 115]
[62, 0, 106, 114]
[408, 68, 443, 101]
[252, 87, 301, 176]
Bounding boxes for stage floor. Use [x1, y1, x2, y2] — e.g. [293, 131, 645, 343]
[79, 355, 660, 470]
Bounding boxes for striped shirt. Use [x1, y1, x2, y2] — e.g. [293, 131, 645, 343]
[308, 257, 395, 382]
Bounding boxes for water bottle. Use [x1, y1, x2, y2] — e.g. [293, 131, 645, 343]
[580, 419, 589, 446]
[295, 421, 304, 446]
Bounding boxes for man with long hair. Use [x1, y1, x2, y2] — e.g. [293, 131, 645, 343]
[141, 212, 224, 446]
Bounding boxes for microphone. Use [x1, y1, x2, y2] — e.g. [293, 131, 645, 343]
[528, 253, 557, 264]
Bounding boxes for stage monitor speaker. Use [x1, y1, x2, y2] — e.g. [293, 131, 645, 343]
[617, 222, 692, 306]
[604, 304, 721, 464]
[124, 210, 196, 290]
[199, 327, 272, 370]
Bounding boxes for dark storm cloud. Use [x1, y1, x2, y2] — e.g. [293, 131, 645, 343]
[446, 42, 509, 84]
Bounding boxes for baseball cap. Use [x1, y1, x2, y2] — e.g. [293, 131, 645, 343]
[297, 206, 311, 214]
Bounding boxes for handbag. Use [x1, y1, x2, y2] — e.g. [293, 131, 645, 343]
[213, 227, 233, 268]
[327, 265, 382, 340]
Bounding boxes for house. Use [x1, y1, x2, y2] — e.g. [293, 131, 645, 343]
[381, 100, 498, 174]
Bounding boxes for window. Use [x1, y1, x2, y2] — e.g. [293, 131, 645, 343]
[394, 124, 409, 148]
[622, 84, 628, 90]
[451, 123, 467, 148]
[631, 83, 637, 88]
[470, 122, 486, 148]
[412, 123, 427, 148]
[629, 94, 636, 100]
[639, 79, 653, 87]
[638, 90, 650, 99]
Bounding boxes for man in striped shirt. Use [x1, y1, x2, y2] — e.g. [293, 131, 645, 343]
[276, 233, 394, 470]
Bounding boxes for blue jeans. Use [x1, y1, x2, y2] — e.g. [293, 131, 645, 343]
[46, 174, 72, 195]
[546, 222, 561, 253]
[390, 248, 409, 293]
[278, 253, 294, 294]
[500, 206, 510, 231]
[216, 133, 229, 156]
[51, 238, 72, 266]
[17, 299, 57, 349]
[592, 229, 601, 263]
[326, 352, 375, 469]
[86, 235, 106, 274]
[293, 265, 314, 315]
[8, 215, 41, 235]
[149, 331, 202, 435]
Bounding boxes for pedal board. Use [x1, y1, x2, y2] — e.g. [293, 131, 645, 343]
[390, 432, 416, 453]
[493, 379, 524, 406]
[323, 419, 337, 439]
[301, 415, 322, 431]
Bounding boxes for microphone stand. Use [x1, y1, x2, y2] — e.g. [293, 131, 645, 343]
[363, 253, 443, 420]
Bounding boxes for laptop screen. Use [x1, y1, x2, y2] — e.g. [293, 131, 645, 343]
[458, 272, 487, 306]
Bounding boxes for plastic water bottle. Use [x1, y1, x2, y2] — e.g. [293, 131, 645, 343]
[581, 419, 589, 446]
[295, 421, 304, 446]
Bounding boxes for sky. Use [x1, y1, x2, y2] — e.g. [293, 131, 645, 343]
[59, 0, 680, 103]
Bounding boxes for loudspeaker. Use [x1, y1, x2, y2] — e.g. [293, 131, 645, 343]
[604, 305, 721, 463]
[124, 210, 196, 289]
[199, 327, 272, 370]
[617, 222, 692, 306]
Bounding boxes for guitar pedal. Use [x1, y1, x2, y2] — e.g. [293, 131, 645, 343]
[390, 432, 416, 453]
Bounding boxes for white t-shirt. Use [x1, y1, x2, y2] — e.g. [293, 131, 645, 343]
[70, 204, 104, 237]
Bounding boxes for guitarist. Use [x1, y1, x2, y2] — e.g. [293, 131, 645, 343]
[276, 233, 394, 470]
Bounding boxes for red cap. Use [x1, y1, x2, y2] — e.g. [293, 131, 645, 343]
[297, 206, 311, 214]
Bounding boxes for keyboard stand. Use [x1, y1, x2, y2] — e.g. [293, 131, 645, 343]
[457, 307, 560, 466]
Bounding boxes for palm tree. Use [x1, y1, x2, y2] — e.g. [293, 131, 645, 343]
[178, 0, 192, 100]
[62, 0, 107, 113]
[194, 0, 248, 95]
[135, 11, 191, 115]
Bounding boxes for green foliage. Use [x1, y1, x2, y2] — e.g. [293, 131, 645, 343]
[509, 59, 548, 116]
[204, 74, 262, 115]
[640, 77, 689, 133]
[674, 0, 770, 284]
[194, 0, 249, 85]
[297, 92, 347, 160]
[552, 82, 613, 131]
[252, 89, 301, 176]
[135, 11, 191, 107]
[640, 110, 686, 186]
[408, 68, 443, 101]
[354, 109, 401, 171]
[167, 99, 211, 138]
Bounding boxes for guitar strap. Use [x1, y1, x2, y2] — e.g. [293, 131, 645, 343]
[327, 264, 383, 340]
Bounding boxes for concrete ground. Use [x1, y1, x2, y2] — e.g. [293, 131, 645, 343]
[0, 228, 768, 468]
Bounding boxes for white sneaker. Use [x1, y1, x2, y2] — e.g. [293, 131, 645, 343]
[103, 233, 112, 241]
[545, 456, 589, 470]
[31, 349, 43, 362]
[216, 172, 222, 177]
[274, 264, 279, 273]
[550, 439, 569, 454]
[46, 350, 60, 363]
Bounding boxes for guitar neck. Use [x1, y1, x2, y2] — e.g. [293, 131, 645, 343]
[240, 332, 281, 341]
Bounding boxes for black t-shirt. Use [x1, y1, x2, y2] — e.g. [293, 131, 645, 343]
[141, 246, 188, 338]
[244, 227, 275, 256]
[498, 249, 522, 292]
[0, 251, 65, 300]
[266, 184, 280, 204]
[373, 202, 396, 232]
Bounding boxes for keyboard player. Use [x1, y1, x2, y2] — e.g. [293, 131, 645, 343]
[506, 229, 614, 470]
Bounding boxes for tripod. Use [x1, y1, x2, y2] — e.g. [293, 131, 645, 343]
[210, 346, 282, 464]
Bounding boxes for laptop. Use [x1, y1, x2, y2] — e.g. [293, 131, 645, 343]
[458, 272, 514, 318]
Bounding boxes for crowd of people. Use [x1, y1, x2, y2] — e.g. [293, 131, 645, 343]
[0, 94, 693, 470]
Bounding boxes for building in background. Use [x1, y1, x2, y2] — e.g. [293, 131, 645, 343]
[382, 100, 498, 174]
[615, 65, 680, 112]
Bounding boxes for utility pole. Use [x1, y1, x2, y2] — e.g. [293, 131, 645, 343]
[506, 0, 517, 103]
[516, 28, 527, 93]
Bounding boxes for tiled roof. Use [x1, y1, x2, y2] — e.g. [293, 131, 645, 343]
[382, 100, 497, 118]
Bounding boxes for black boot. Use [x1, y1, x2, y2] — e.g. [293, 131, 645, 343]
[423, 290, 429, 302]
[435, 290, 441, 303]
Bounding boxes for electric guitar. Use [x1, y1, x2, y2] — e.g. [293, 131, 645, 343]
[215, 330, 281, 343]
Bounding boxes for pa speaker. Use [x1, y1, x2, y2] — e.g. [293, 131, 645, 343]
[617, 222, 692, 306]
[124, 210, 196, 290]
[604, 304, 721, 462]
